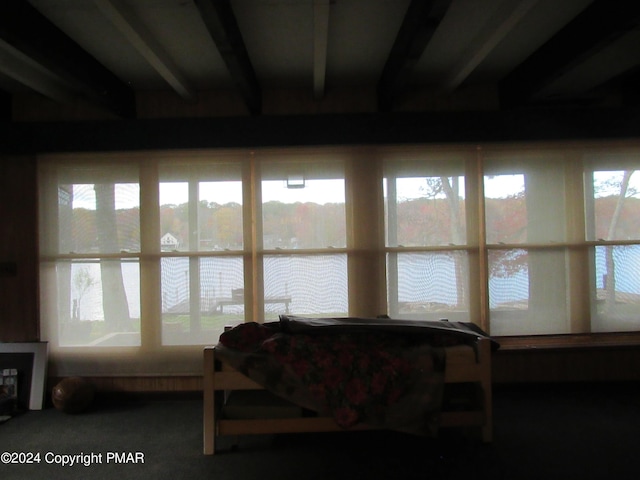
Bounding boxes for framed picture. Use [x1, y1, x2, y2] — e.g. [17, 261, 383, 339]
[0, 342, 48, 410]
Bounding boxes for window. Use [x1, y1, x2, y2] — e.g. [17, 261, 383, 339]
[39, 149, 351, 374]
[483, 148, 571, 335]
[260, 155, 347, 320]
[158, 160, 245, 346]
[584, 149, 640, 333]
[39, 160, 141, 349]
[38, 142, 640, 375]
[383, 148, 476, 322]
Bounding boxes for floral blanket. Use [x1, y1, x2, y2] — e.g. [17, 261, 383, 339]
[215, 316, 493, 436]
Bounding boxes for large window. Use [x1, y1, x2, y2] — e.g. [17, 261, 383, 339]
[260, 155, 347, 320]
[483, 148, 571, 335]
[383, 148, 476, 322]
[158, 160, 245, 346]
[40, 161, 142, 349]
[38, 143, 640, 375]
[584, 150, 640, 333]
[39, 150, 351, 374]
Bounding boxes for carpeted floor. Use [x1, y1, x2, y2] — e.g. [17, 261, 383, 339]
[1, 382, 638, 480]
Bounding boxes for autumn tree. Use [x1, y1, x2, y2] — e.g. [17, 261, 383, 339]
[412, 176, 467, 307]
[212, 203, 243, 248]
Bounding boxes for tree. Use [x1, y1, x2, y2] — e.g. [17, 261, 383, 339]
[94, 183, 132, 331]
[438, 176, 467, 307]
[484, 190, 528, 281]
[603, 170, 636, 312]
[72, 267, 95, 321]
[418, 176, 468, 307]
[211, 203, 243, 248]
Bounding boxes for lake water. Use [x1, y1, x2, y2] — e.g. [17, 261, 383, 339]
[67, 246, 640, 321]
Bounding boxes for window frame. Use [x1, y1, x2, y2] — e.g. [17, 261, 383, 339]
[38, 142, 640, 375]
[258, 149, 350, 320]
[381, 146, 483, 324]
[582, 148, 640, 336]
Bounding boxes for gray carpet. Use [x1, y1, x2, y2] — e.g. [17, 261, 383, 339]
[1, 383, 638, 480]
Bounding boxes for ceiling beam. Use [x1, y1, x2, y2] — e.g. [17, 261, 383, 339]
[194, 0, 262, 115]
[93, 0, 195, 101]
[500, 0, 640, 108]
[0, 40, 78, 104]
[377, 0, 452, 112]
[313, 0, 331, 100]
[441, 0, 539, 92]
[0, 1, 135, 118]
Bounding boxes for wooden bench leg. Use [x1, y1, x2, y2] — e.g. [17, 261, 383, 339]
[203, 346, 216, 455]
[479, 339, 493, 443]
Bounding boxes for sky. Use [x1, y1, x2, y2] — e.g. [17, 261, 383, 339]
[159, 179, 346, 206]
[71, 171, 640, 210]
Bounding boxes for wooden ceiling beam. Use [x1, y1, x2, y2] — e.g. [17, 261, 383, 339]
[500, 0, 640, 108]
[93, 0, 195, 102]
[313, 0, 331, 100]
[194, 0, 262, 115]
[377, 0, 452, 112]
[0, 1, 135, 118]
[442, 0, 539, 92]
[0, 40, 80, 104]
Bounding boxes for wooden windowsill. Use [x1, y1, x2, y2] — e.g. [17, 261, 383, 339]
[494, 332, 640, 351]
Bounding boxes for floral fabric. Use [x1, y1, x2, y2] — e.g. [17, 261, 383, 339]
[216, 320, 471, 436]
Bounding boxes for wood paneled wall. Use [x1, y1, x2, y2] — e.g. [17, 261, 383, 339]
[0, 155, 39, 342]
[47, 346, 640, 395]
[493, 347, 640, 384]
[47, 375, 203, 395]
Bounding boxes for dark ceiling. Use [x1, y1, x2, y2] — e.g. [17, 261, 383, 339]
[2, 0, 640, 120]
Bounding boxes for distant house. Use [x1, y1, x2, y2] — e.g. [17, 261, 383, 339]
[161, 233, 180, 251]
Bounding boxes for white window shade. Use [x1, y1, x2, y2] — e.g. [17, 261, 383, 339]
[39, 158, 143, 357]
[260, 156, 346, 250]
[158, 158, 245, 346]
[583, 150, 640, 242]
[36, 143, 640, 376]
[260, 153, 347, 319]
[263, 254, 348, 321]
[383, 148, 472, 321]
[383, 150, 468, 248]
[483, 148, 571, 335]
[583, 148, 640, 333]
[484, 150, 568, 244]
